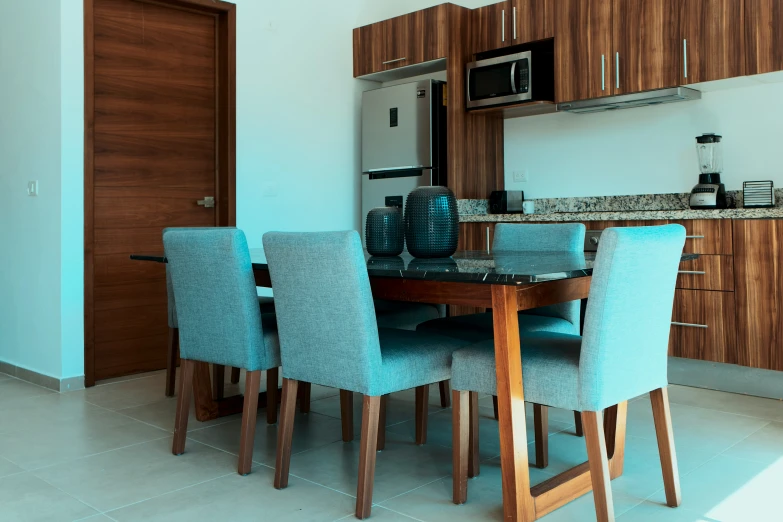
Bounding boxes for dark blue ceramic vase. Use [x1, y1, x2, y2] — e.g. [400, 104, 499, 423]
[404, 186, 459, 258]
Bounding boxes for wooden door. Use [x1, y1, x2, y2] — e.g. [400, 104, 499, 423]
[554, 0, 614, 102]
[510, 0, 553, 44]
[473, 2, 509, 54]
[613, 0, 681, 94]
[353, 21, 385, 77]
[681, 0, 745, 84]
[86, 0, 235, 383]
[734, 220, 783, 371]
[745, 0, 783, 75]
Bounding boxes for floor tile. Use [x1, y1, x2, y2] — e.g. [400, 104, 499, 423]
[0, 392, 107, 436]
[0, 377, 53, 409]
[116, 395, 240, 433]
[723, 421, 783, 464]
[287, 430, 453, 504]
[35, 438, 238, 512]
[107, 466, 355, 521]
[617, 501, 715, 521]
[0, 408, 168, 471]
[0, 371, 13, 382]
[70, 373, 171, 411]
[476, 397, 582, 430]
[188, 410, 344, 466]
[668, 384, 783, 423]
[0, 472, 98, 521]
[310, 392, 437, 436]
[0, 455, 23, 479]
[334, 507, 424, 521]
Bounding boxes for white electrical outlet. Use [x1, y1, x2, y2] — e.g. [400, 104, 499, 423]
[27, 180, 39, 196]
[512, 170, 529, 183]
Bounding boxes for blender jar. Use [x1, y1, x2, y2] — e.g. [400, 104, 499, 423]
[696, 133, 723, 174]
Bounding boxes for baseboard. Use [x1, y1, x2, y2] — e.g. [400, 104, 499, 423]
[669, 357, 783, 401]
[0, 361, 85, 393]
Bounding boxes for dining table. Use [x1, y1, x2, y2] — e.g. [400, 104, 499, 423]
[131, 247, 698, 522]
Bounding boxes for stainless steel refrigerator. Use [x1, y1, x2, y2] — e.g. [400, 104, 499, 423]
[361, 79, 447, 245]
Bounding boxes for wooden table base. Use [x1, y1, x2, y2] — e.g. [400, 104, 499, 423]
[192, 362, 271, 422]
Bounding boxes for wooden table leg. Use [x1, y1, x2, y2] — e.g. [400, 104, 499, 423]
[492, 285, 535, 522]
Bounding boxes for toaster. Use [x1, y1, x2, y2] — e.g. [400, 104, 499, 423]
[489, 191, 525, 214]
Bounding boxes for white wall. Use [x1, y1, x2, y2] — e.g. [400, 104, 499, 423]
[0, 0, 64, 378]
[504, 76, 783, 199]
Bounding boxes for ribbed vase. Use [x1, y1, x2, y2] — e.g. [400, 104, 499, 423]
[404, 186, 459, 258]
[365, 207, 404, 257]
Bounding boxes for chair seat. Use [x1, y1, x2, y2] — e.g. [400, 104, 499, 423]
[417, 312, 578, 343]
[452, 333, 582, 411]
[374, 300, 442, 331]
[373, 328, 470, 396]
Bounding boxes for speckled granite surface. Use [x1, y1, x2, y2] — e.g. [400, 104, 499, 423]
[459, 190, 783, 222]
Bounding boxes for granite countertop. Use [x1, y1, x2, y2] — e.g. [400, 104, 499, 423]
[461, 207, 783, 223]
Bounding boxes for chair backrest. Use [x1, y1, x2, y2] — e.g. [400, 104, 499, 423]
[263, 231, 382, 394]
[579, 225, 686, 411]
[493, 223, 586, 330]
[165, 267, 177, 329]
[163, 228, 269, 371]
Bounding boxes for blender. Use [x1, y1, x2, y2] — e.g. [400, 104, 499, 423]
[690, 133, 728, 209]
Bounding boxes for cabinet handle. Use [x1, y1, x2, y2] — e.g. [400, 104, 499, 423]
[678, 271, 706, 275]
[513, 7, 517, 40]
[615, 52, 620, 89]
[686, 235, 705, 239]
[683, 39, 688, 79]
[601, 55, 606, 91]
[502, 9, 505, 43]
[486, 227, 491, 253]
[383, 57, 407, 65]
[672, 321, 708, 329]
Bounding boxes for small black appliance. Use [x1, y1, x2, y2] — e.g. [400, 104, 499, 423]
[690, 133, 729, 210]
[489, 191, 525, 214]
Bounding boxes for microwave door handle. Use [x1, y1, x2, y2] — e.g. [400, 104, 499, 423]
[510, 62, 517, 94]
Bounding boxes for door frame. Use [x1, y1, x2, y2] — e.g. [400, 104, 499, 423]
[83, 0, 237, 386]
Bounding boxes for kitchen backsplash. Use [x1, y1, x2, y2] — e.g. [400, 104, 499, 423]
[458, 189, 783, 216]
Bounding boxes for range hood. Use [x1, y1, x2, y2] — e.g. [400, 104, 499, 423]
[557, 87, 702, 114]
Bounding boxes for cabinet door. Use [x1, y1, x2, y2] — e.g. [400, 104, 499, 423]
[353, 21, 385, 77]
[613, 0, 681, 94]
[554, 0, 614, 102]
[681, 0, 745, 84]
[411, 5, 449, 64]
[669, 219, 733, 254]
[384, 13, 412, 72]
[669, 289, 736, 363]
[510, 0, 554, 44]
[473, 2, 509, 54]
[745, 0, 783, 75]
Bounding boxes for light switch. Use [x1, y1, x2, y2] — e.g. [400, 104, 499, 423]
[27, 180, 39, 196]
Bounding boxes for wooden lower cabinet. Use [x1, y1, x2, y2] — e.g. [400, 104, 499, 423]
[676, 255, 734, 291]
[669, 289, 737, 364]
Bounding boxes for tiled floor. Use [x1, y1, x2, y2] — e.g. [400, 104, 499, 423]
[1, 369, 782, 521]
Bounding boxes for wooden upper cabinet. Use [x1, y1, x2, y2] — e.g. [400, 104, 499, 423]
[555, 0, 614, 102]
[745, 0, 783, 75]
[473, 2, 509, 54]
[681, 0, 745, 84]
[613, 0, 681, 94]
[510, 0, 554, 44]
[353, 5, 448, 77]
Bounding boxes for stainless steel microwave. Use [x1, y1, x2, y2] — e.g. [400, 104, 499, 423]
[466, 50, 554, 110]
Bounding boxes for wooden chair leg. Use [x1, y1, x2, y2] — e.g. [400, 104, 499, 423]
[651, 388, 682, 507]
[583, 411, 615, 522]
[452, 390, 469, 505]
[439, 380, 451, 407]
[266, 367, 279, 425]
[415, 385, 429, 445]
[172, 359, 194, 455]
[238, 370, 261, 475]
[533, 404, 549, 469]
[340, 389, 354, 442]
[230, 367, 241, 384]
[492, 395, 499, 420]
[574, 410, 584, 437]
[377, 394, 388, 451]
[165, 328, 179, 397]
[212, 364, 225, 401]
[299, 381, 311, 413]
[468, 391, 480, 478]
[356, 395, 381, 519]
[274, 378, 299, 489]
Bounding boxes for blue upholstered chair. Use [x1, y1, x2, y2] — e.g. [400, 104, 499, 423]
[164, 228, 282, 475]
[164, 263, 276, 398]
[263, 231, 471, 520]
[451, 225, 686, 521]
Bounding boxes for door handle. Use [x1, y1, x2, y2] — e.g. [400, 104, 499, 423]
[683, 39, 688, 79]
[601, 55, 606, 91]
[197, 197, 215, 208]
[678, 271, 706, 275]
[616, 52, 620, 89]
[502, 9, 505, 43]
[672, 321, 708, 329]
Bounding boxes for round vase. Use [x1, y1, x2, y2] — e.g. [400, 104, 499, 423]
[365, 207, 404, 256]
[404, 186, 459, 258]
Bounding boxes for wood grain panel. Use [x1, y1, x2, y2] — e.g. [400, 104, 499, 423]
[94, 334, 169, 378]
[676, 255, 734, 291]
[94, 281, 167, 312]
[746, 0, 783, 75]
[613, 0, 681, 94]
[94, 304, 169, 343]
[669, 219, 733, 254]
[411, 5, 448, 64]
[734, 219, 783, 370]
[682, 0, 745, 84]
[554, 0, 614, 103]
[669, 289, 736, 364]
[94, 227, 163, 255]
[385, 12, 412, 70]
[94, 254, 166, 286]
[472, 2, 508, 53]
[512, 0, 554, 44]
[353, 22, 385, 77]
